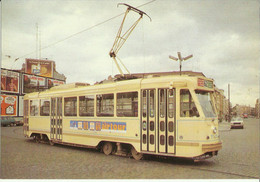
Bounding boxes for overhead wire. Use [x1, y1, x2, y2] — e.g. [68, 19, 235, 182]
[13, 0, 157, 62]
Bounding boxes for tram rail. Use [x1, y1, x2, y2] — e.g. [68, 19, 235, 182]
[1, 126, 258, 179]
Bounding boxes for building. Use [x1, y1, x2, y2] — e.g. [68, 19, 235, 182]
[255, 99, 260, 118]
[213, 87, 231, 122]
[1, 59, 66, 126]
[232, 104, 255, 117]
[214, 88, 224, 121]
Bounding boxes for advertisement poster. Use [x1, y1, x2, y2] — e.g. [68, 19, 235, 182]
[23, 74, 47, 93]
[48, 78, 65, 89]
[1, 69, 19, 94]
[25, 59, 54, 77]
[70, 121, 127, 133]
[1, 95, 17, 116]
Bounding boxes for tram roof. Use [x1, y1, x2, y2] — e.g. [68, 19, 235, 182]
[24, 71, 212, 98]
[114, 71, 206, 80]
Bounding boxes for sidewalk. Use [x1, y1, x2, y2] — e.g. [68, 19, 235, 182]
[219, 121, 231, 131]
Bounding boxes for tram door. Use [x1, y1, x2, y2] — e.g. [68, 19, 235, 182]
[50, 97, 63, 141]
[158, 88, 176, 154]
[141, 89, 156, 152]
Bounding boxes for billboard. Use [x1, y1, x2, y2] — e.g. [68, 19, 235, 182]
[25, 59, 54, 77]
[48, 78, 65, 89]
[23, 74, 47, 93]
[1, 69, 19, 94]
[1, 94, 18, 116]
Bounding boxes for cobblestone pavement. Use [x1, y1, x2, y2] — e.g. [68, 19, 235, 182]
[1, 118, 259, 179]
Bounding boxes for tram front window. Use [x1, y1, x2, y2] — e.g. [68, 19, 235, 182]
[180, 89, 199, 117]
[196, 90, 216, 118]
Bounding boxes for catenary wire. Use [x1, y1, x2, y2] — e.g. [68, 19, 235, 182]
[13, 0, 157, 62]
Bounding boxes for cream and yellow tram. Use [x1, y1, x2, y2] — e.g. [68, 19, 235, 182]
[23, 74, 222, 160]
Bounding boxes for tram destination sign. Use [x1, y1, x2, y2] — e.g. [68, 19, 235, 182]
[198, 78, 213, 89]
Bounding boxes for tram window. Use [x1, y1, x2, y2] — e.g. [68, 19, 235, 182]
[150, 135, 154, 145]
[160, 121, 165, 132]
[142, 90, 147, 117]
[149, 90, 155, 117]
[57, 98, 62, 116]
[51, 98, 56, 116]
[30, 100, 39, 116]
[160, 135, 165, 145]
[159, 89, 166, 118]
[96, 94, 114, 117]
[64, 97, 77, 116]
[142, 121, 147, 131]
[79, 95, 94, 116]
[168, 89, 175, 118]
[195, 90, 216, 117]
[169, 121, 174, 132]
[143, 134, 147, 144]
[169, 136, 174, 146]
[150, 121, 154, 131]
[180, 90, 199, 117]
[117, 92, 138, 117]
[40, 99, 50, 116]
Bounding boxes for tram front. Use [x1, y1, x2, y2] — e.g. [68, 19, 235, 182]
[177, 77, 222, 160]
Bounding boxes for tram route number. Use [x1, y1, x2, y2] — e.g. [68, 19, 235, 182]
[70, 121, 126, 133]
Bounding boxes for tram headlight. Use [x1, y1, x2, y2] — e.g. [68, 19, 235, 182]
[212, 127, 217, 134]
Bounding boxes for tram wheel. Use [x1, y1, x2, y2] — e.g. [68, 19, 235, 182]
[102, 142, 113, 155]
[35, 135, 41, 143]
[131, 147, 143, 160]
[49, 140, 55, 146]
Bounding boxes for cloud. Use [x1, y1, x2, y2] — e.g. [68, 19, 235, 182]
[2, 0, 259, 106]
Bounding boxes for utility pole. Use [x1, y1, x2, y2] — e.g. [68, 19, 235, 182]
[228, 84, 231, 122]
[39, 29, 41, 59]
[169, 52, 193, 75]
[36, 23, 38, 59]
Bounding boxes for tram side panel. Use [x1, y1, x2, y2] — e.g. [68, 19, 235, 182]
[61, 118, 140, 149]
[59, 90, 141, 151]
[176, 121, 219, 157]
[26, 99, 51, 138]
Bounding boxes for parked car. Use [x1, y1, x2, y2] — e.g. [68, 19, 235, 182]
[231, 117, 244, 129]
[243, 114, 248, 118]
[1, 116, 23, 127]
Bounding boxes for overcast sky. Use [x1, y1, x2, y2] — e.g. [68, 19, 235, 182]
[1, 0, 259, 106]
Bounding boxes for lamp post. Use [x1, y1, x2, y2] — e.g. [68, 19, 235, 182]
[169, 52, 193, 75]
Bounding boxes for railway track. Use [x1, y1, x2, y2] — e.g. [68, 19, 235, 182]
[180, 163, 258, 179]
[2, 126, 259, 179]
[1, 126, 24, 139]
[141, 155, 258, 179]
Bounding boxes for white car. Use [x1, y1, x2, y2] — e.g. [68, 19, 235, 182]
[231, 117, 244, 129]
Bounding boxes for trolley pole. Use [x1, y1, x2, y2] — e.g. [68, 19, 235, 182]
[169, 52, 193, 75]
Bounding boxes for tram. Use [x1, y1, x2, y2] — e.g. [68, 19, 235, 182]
[23, 73, 222, 161]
